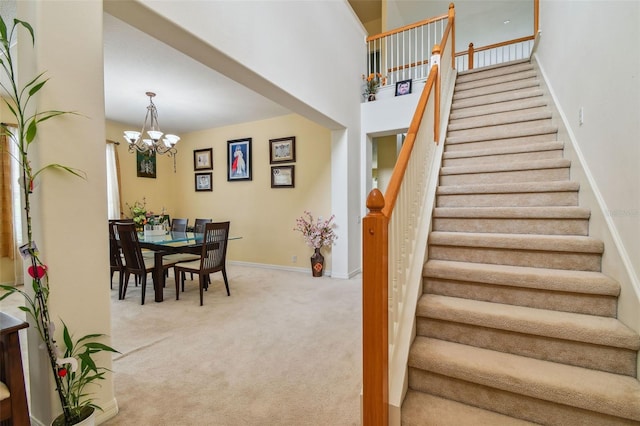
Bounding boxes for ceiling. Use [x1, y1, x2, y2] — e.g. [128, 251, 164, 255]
[2, 1, 529, 140]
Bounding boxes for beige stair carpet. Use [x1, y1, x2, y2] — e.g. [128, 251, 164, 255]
[402, 59, 640, 425]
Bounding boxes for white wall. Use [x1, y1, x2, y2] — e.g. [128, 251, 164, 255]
[105, 0, 367, 278]
[536, 1, 640, 332]
[16, 1, 115, 424]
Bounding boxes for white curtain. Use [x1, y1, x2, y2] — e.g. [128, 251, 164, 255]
[7, 127, 24, 285]
[106, 143, 120, 220]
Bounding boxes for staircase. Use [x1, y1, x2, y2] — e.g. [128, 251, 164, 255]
[401, 60, 640, 425]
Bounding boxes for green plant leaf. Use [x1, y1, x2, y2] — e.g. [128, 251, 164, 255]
[28, 79, 47, 97]
[62, 322, 73, 353]
[84, 342, 119, 353]
[0, 16, 7, 42]
[32, 164, 87, 181]
[14, 19, 35, 45]
[25, 120, 37, 143]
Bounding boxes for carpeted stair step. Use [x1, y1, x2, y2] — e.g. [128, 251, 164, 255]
[451, 87, 544, 111]
[447, 108, 552, 132]
[423, 260, 619, 317]
[401, 390, 538, 426]
[428, 231, 604, 271]
[439, 158, 570, 186]
[450, 93, 547, 120]
[442, 141, 564, 167]
[453, 78, 540, 101]
[416, 294, 639, 375]
[455, 69, 538, 92]
[432, 206, 590, 235]
[408, 338, 640, 425]
[455, 60, 533, 83]
[436, 181, 580, 207]
[446, 120, 556, 148]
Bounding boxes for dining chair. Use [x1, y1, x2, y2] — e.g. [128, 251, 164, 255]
[171, 218, 188, 232]
[108, 220, 125, 292]
[116, 222, 182, 305]
[193, 218, 212, 234]
[174, 221, 230, 306]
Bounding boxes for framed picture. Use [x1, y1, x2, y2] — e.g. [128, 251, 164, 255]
[395, 79, 412, 96]
[195, 172, 212, 191]
[193, 148, 213, 170]
[227, 138, 252, 181]
[271, 165, 295, 188]
[269, 136, 296, 164]
[136, 151, 156, 178]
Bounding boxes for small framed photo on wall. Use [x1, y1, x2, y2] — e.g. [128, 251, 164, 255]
[195, 172, 212, 191]
[395, 79, 412, 96]
[227, 138, 252, 181]
[269, 136, 296, 163]
[271, 165, 295, 188]
[136, 151, 156, 178]
[193, 148, 213, 170]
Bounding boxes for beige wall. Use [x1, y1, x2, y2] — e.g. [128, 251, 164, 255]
[109, 114, 334, 273]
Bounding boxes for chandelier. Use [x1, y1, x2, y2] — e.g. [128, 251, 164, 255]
[123, 92, 180, 157]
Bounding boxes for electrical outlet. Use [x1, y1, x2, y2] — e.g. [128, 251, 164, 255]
[292, 255, 297, 263]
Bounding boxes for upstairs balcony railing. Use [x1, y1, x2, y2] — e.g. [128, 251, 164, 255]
[366, 13, 451, 87]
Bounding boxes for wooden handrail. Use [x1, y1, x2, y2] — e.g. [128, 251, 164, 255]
[381, 64, 438, 217]
[362, 5, 454, 424]
[367, 13, 448, 42]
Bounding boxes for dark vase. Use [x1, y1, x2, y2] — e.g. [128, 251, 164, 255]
[368, 93, 376, 102]
[310, 248, 324, 277]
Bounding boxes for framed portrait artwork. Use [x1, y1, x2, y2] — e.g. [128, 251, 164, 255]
[269, 136, 296, 164]
[395, 79, 412, 96]
[271, 165, 295, 188]
[195, 172, 212, 191]
[227, 138, 252, 181]
[136, 151, 156, 178]
[193, 148, 213, 170]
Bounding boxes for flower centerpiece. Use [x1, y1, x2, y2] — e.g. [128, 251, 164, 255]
[127, 200, 168, 235]
[126, 198, 147, 232]
[362, 72, 386, 102]
[0, 17, 118, 425]
[294, 211, 337, 277]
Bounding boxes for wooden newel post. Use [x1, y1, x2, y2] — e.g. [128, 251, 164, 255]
[362, 188, 389, 425]
[468, 42, 474, 70]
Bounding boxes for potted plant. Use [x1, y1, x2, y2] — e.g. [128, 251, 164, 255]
[0, 16, 118, 426]
[362, 72, 386, 101]
[294, 211, 337, 277]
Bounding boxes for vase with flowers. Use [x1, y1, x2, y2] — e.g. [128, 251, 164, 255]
[294, 211, 337, 277]
[126, 198, 148, 232]
[0, 16, 118, 426]
[362, 72, 386, 102]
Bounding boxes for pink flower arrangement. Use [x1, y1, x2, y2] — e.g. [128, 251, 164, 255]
[294, 211, 338, 249]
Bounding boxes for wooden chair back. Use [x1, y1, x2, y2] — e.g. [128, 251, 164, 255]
[199, 221, 230, 274]
[171, 218, 188, 232]
[116, 222, 147, 275]
[194, 218, 212, 234]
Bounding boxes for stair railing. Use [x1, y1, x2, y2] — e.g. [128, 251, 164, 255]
[362, 5, 456, 425]
[454, 0, 539, 72]
[366, 10, 450, 87]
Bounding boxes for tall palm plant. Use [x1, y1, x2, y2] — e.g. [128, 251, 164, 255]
[0, 15, 118, 425]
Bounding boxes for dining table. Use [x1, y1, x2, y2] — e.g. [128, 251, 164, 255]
[137, 231, 240, 302]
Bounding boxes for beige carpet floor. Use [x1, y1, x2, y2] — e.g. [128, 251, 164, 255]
[106, 264, 362, 426]
[1, 264, 363, 426]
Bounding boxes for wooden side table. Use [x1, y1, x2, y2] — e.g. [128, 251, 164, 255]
[0, 312, 29, 425]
